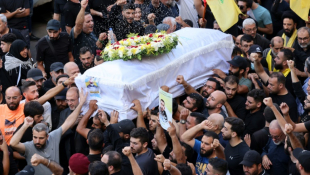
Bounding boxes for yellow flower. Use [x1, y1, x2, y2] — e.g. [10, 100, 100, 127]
[119, 46, 125, 53]
[131, 48, 137, 55]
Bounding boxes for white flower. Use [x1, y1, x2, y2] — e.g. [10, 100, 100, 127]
[108, 50, 113, 58]
[118, 50, 123, 58]
[127, 49, 132, 56]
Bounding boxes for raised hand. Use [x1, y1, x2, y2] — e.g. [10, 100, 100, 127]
[167, 121, 176, 136]
[24, 117, 34, 127]
[180, 108, 190, 120]
[280, 102, 289, 116]
[244, 134, 251, 147]
[131, 99, 142, 112]
[122, 146, 132, 157]
[79, 88, 88, 104]
[199, 18, 207, 28]
[176, 75, 186, 85]
[212, 69, 226, 79]
[99, 33, 107, 41]
[263, 97, 273, 107]
[287, 60, 295, 70]
[284, 123, 293, 134]
[211, 139, 220, 149]
[110, 110, 119, 124]
[81, 0, 88, 9]
[200, 120, 214, 131]
[154, 154, 165, 163]
[89, 100, 98, 112]
[98, 109, 108, 124]
[163, 159, 172, 171]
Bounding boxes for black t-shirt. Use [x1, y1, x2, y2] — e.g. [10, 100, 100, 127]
[43, 78, 55, 92]
[14, 123, 33, 143]
[0, 146, 18, 175]
[36, 33, 72, 74]
[243, 109, 265, 136]
[135, 148, 159, 175]
[0, 0, 30, 30]
[63, 1, 90, 28]
[78, 62, 94, 74]
[87, 154, 102, 163]
[224, 141, 249, 175]
[227, 95, 246, 119]
[251, 127, 269, 154]
[270, 92, 298, 122]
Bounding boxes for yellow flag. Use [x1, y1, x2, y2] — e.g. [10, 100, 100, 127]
[207, 0, 242, 32]
[290, 0, 310, 21]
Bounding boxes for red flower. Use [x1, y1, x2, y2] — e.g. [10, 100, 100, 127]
[158, 35, 164, 38]
[147, 42, 150, 45]
[116, 41, 120, 45]
[137, 35, 140, 37]
[149, 34, 153, 37]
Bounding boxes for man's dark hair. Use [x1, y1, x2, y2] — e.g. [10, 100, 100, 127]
[172, 99, 178, 115]
[180, 142, 194, 159]
[56, 74, 69, 84]
[280, 48, 294, 61]
[79, 46, 92, 55]
[123, 3, 135, 11]
[151, 109, 159, 116]
[189, 112, 206, 125]
[88, 129, 104, 152]
[286, 132, 305, 149]
[209, 158, 228, 175]
[281, 11, 298, 24]
[240, 34, 254, 45]
[0, 33, 17, 44]
[269, 72, 286, 86]
[105, 151, 122, 171]
[207, 78, 221, 90]
[225, 117, 245, 137]
[21, 81, 36, 93]
[263, 103, 280, 123]
[85, 12, 91, 16]
[24, 101, 44, 117]
[247, 89, 265, 103]
[237, 0, 253, 8]
[188, 93, 204, 112]
[204, 131, 219, 140]
[95, 55, 103, 62]
[176, 164, 192, 175]
[130, 127, 149, 144]
[232, 46, 243, 58]
[183, 19, 193, 27]
[224, 75, 239, 85]
[88, 161, 109, 175]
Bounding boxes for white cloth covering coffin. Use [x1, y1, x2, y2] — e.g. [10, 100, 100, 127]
[75, 28, 234, 120]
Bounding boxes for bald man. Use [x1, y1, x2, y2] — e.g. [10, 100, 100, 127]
[64, 62, 80, 77]
[235, 34, 243, 48]
[0, 75, 75, 144]
[262, 36, 284, 71]
[202, 90, 227, 118]
[207, 113, 228, 147]
[262, 120, 290, 175]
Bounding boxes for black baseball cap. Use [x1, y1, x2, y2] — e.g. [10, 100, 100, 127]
[55, 88, 68, 100]
[293, 148, 310, 169]
[227, 56, 247, 69]
[112, 119, 135, 134]
[46, 19, 60, 31]
[50, 62, 64, 72]
[248, 44, 263, 55]
[240, 150, 262, 167]
[27, 68, 44, 81]
[16, 165, 35, 175]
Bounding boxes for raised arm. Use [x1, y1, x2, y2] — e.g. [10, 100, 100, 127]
[155, 121, 167, 154]
[36, 74, 76, 105]
[73, 0, 88, 39]
[181, 120, 213, 147]
[288, 60, 299, 83]
[193, 0, 205, 17]
[176, 75, 200, 95]
[0, 138, 10, 175]
[131, 99, 147, 129]
[253, 53, 269, 84]
[76, 100, 98, 139]
[163, 159, 181, 175]
[284, 124, 304, 149]
[178, 108, 190, 141]
[10, 117, 34, 154]
[122, 147, 143, 175]
[31, 154, 63, 175]
[61, 88, 88, 135]
[167, 122, 186, 164]
[263, 98, 287, 132]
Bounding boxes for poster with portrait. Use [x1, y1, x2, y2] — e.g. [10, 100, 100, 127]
[159, 88, 173, 130]
[85, 76, 100, 98]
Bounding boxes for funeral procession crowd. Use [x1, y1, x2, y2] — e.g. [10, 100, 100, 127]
[0, 0, 310, 174]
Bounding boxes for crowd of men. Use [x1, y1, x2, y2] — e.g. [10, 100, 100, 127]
[0, 0, 310, 174]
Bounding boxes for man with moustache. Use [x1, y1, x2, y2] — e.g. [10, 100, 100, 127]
[78, 46, 94, 74]
[10, 88, 87, 175]
[240, 150, 269, 175]
[181, 120, 222, 175]
[159, 99, 168, 122]
[277, 11, 298, 48]
[36, 19, 74, 79]
[51, 88, 68, 130]
[202, 91, 227, 118]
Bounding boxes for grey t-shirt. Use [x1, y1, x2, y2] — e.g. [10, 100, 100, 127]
[239, 77, 252, 91]
[135, 148, 158, 175]
[24, 127, 62, 175]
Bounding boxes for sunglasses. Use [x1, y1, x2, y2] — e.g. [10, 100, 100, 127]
[238, 5, 244, 10]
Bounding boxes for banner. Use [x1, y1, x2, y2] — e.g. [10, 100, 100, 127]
[159, 88, 173, 130]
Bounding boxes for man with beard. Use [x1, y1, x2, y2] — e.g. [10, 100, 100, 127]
[108, 3, 144, 42]
[43, 62, 64, 92]
[278, 11, 298, 48]
[51, 88, 68, 130]
[293, 148, 310, 175]
[201, 91, 227, 118]
[240, 150, 269, 175]
[0, 75, 76, 144]
[260, 119, 290, 175]
[222, 76, 247, 119]
[243, 89, 265, 136]
[21, 81, 52, 130]
[26, 68, 46, 97]
[242, 18, 270, 50]
[181, 120, 223, 175]
[160, 99, 169, 122]
[221, 117, 249, 175]
[36, 19, 74, 79]
[10, 88, 87, 175]
[181, 93, 204, 112]
[78, 46, 94, 74]
[262, 36, 284, 71]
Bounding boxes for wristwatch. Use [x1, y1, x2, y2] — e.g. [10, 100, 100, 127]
[180, 119, 186, 124]
[62, 82, 67, 87]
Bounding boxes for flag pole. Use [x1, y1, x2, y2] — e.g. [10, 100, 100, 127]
[202, 0, 207, 20]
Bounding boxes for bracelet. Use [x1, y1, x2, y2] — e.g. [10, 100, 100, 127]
[98, 39, 105, 44]
[62, 82, 67, 87]
[47, 159, 51, 167]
